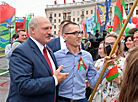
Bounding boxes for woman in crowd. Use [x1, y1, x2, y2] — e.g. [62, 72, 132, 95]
[123, 35, 134, 57]
[95, 41, 106, 71]
[119, 46, 138, 102]
[93, 34, 125, 102]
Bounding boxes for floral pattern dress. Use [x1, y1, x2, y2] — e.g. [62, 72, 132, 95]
[92, 57, 125, 102]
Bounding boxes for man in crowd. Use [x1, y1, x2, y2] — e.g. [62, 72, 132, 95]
[5, 34, 16, 68]
[11, 29, 27, 52]
[47, 20, 85, 53]
[7, 16, 69, 102]
[54, 22, 113, 102]
[128, 28, 138, 47]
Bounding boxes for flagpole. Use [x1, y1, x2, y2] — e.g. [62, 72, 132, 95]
[88, 0, 138, 101]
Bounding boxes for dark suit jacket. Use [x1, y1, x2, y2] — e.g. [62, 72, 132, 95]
[47, 36, 85, 53]
[7, 38, 57, 102]
[47, 37, 61, 53]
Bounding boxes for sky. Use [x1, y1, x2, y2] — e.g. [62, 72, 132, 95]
[0, 0, 89, 17]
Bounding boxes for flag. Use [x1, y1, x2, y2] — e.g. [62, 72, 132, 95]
[86, 16, 96, 36]
[26, 15, 29, 39]
[106, 65, 119, 81]
[113, 0, 126, 33]
[82, 22, 87, 38]
[23, 17, 26, 30]
[99, 0, 111, 32]
[64, 0, 66, 4]
[54, 0, 57, 4]
[73, 0, 75, 3]
[94, 5, 101, 33]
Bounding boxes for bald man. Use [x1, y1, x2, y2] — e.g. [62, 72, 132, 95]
[7, 16, 69, 102]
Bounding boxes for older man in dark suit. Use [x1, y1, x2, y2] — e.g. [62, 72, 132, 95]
[6, 16, 69, 102]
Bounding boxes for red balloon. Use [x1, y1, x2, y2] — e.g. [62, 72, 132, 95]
[122, 19, 126, 24]
[131, 17, 138, 24]
[136, 23, 138, 28]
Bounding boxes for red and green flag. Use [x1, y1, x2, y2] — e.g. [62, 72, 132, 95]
[106, 60, 120, 82]
[77, 57, 87, 72]
[24, 14, 34, 39]
[113, 0, 126, 33]
[94, 5, 101, 33]
[82, 22, 88, 38]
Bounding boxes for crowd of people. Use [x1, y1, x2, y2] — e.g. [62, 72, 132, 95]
[4, 16, 138, 102]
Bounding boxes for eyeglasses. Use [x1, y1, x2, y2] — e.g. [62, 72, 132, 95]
[105, 42, 115, 46]
[65, 31, 83, 36]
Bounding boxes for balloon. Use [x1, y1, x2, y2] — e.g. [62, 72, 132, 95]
[125, 28, 130, 36]
[108, 28, 112, 32]
[131, 17, 138, 24]
[126, 23, 136, 29]
[136, 22, 138, 28]
[125, 33, 129, 36]
[122, 19, 126, 24]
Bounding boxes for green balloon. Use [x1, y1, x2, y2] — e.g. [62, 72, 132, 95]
[108, 28, 112, 32]
[125, 28, 130, 34]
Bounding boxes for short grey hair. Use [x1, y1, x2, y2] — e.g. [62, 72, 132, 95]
[29, 16, 42, 35]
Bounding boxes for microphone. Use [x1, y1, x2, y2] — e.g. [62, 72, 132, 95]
[45, 34, 53, 38]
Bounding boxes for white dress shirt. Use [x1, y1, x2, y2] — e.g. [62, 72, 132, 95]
[60, 36, 66, 49]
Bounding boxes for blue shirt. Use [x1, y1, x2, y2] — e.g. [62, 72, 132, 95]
[54, 47, 109, 100]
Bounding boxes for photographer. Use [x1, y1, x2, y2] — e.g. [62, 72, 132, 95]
[86, 30, 107, 61]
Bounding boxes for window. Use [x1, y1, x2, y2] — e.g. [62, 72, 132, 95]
[110, 14, 112, 18]
[54, 13, 56, 17]
[91, 10, 93, 14]
[109, 22, 112, 25]
[86, 10, 88, 15]
[59, 19, 61, 23]
[78, 11, 80, 16]
[54, 25, 56, 29]
[50, 13, 52, 17]
[136, 10, 138, 15]
[82, 10, 84, 15]
[73, 18, 75, 22]
[78, 18, 79, 22]
[54, 19, 56, 23]
[110, 7, 112, 12]
[59, 25, 61, 28]
[59, 13, 61, 17]
[81, 17, 84, 21]
[73, 12, 75, 16]
[63, 13, 66, 20]
[54, 31, 56, 34]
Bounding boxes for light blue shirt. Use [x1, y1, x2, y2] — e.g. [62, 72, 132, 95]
[54, 47, 109, 100]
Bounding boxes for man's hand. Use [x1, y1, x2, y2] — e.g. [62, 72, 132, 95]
[85, 80, 94, 89]
[54, 65, 69, 83]
[103, 53, 116, 69]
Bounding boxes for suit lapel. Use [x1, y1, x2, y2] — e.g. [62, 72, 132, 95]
[28, 38, 53, 75]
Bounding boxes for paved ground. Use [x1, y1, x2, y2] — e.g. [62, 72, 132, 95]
[0, 56, 10, 102]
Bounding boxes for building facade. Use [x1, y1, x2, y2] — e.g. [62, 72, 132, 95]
[45, 0, 138, 35]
